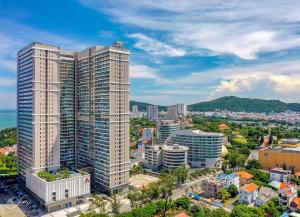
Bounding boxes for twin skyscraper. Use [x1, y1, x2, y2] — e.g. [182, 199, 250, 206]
[17, 41, 130, 210]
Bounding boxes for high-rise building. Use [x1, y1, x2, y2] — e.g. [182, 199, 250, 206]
[156, 120, 181, 144]
[76, 42, 130, 194]
[17, 41, 130, 210]
[132, 105, 138, 114]
[167, 105, 177, 120]
[147, 105, 159, 120]
[176, 103, 187, 116]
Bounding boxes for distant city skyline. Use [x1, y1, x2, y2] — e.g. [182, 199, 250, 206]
[1, 0, 300, 109]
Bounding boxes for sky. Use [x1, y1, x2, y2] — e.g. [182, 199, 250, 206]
[0, 0, 300, 109]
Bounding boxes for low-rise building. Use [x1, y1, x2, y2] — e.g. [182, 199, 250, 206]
[162, 144, 189, 170]
[259, 147, 300, 172]
[236, 171, 254, 186]
[202, 179, 224, 199]
[290, 197, 300, 213]
[255, 187, 277, 207]
[144, 145, 163, 171]
[239, 183, 258, 205]
[217, 172, 239, 188]
[270, 167, 292, 182]
[26, 170, 90, 212]
[142, 128, 155, 143]
[278, 183, 297, 206]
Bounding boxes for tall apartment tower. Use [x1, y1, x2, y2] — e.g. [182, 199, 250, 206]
[17, 43, 61, 178]
[76, 42, 130, 194]
[147, 105, 159, 120]
[177, 103, 187, 116]
[17, 42, 130, 196]
[167, 105, 178, 120]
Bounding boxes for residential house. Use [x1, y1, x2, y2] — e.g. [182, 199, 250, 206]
[270, 167, 292, 183]
[239, 183, 259, 204]
[236, 171, 254, 186]
[255, 187, 277, 206]
[202, 179, 224, 199]
[290, 197, 300, 213]
[217, 172, 240, 188]
[278, 183, 297, 206]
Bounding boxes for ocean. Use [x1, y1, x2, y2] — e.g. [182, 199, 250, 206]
[0, 110, 17, 130]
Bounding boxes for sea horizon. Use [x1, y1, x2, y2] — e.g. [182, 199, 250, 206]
[0, 109, 17, 130]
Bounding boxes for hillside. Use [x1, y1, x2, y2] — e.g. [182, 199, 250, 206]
[130, 96, 300, 113]
[188, 96, 300, 113]
[130, 101, 167, 112]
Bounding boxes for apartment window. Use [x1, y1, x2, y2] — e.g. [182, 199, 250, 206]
[65, 189, 69, 198]
[52, 192, 56, 201]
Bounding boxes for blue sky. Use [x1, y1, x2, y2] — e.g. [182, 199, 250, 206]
[0, 0, 300, 109]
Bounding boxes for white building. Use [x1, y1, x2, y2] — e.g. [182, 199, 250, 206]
[217, 172, 239, 188]
[239, 183, 259, 204]
[165, 130, 224, 168]
[177, 103, 187, 116]
[270, 167, 292, 182]
[144, 145, 163, 171]
[132, 105, 138, 114]
[162, 144, 189, 170]
[147, 105, 159, 120]
[26, 171, 90, 212]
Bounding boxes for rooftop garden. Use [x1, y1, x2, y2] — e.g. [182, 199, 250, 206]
[37, 168, 71, 182]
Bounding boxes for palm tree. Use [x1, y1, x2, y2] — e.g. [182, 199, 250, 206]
[89, 194, 107, 214]
[111, 194, 122, 215]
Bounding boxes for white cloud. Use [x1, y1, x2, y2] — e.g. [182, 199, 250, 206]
[128, 33, 185, 57]
[130, 64, 160, 79]
[0, 19, 87, 72]
[80, 0, 300, 59]
[0, 77, 16, 87]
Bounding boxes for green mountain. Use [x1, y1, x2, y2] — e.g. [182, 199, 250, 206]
[188, 96, 300, 113]
[130, 96, 300, 113]
[130, 101, 167, 111]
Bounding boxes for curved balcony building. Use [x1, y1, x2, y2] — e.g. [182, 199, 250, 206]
[165, 130, 224, 168]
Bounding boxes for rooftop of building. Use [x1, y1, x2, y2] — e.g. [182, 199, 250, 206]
[240, 183, 258, 192]
[36, 169, 88, 182]
[175, 213, 190, 217]
[291, 197, 300, 209]
[171, 129, 223, 137]
[236, 171, 254, 179]
[270, 167, 291, 174]
[162, 144, 189, 152]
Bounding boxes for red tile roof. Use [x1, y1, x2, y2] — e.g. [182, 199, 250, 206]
[236, 171, 254, 179]
[241, 183, 258, 192]
[291, 197, 300, 209]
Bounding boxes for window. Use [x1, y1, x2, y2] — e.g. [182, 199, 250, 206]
[65, 189, 69, 198]
[52, 192, 56, 201]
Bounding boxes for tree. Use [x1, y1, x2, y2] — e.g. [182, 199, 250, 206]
[146, 181, 161, 201]
[246, 160, 261, 170]
[218, 189, 230, 202]
[111, 194, 122, 215]
[260, 200, 280, 217]
[231, 205, 264, 217]
[159, 173, 176, 217]
[127, 190, 143, 208]
[89, 194, 107, 214]
[298, 189, 300, 197]
[175, 197, 191, 210]
[228, 184, 239, 197]
[210, 208, 230, 217]
[175, 166, 189, 186]
[227, 151, 246, 171]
